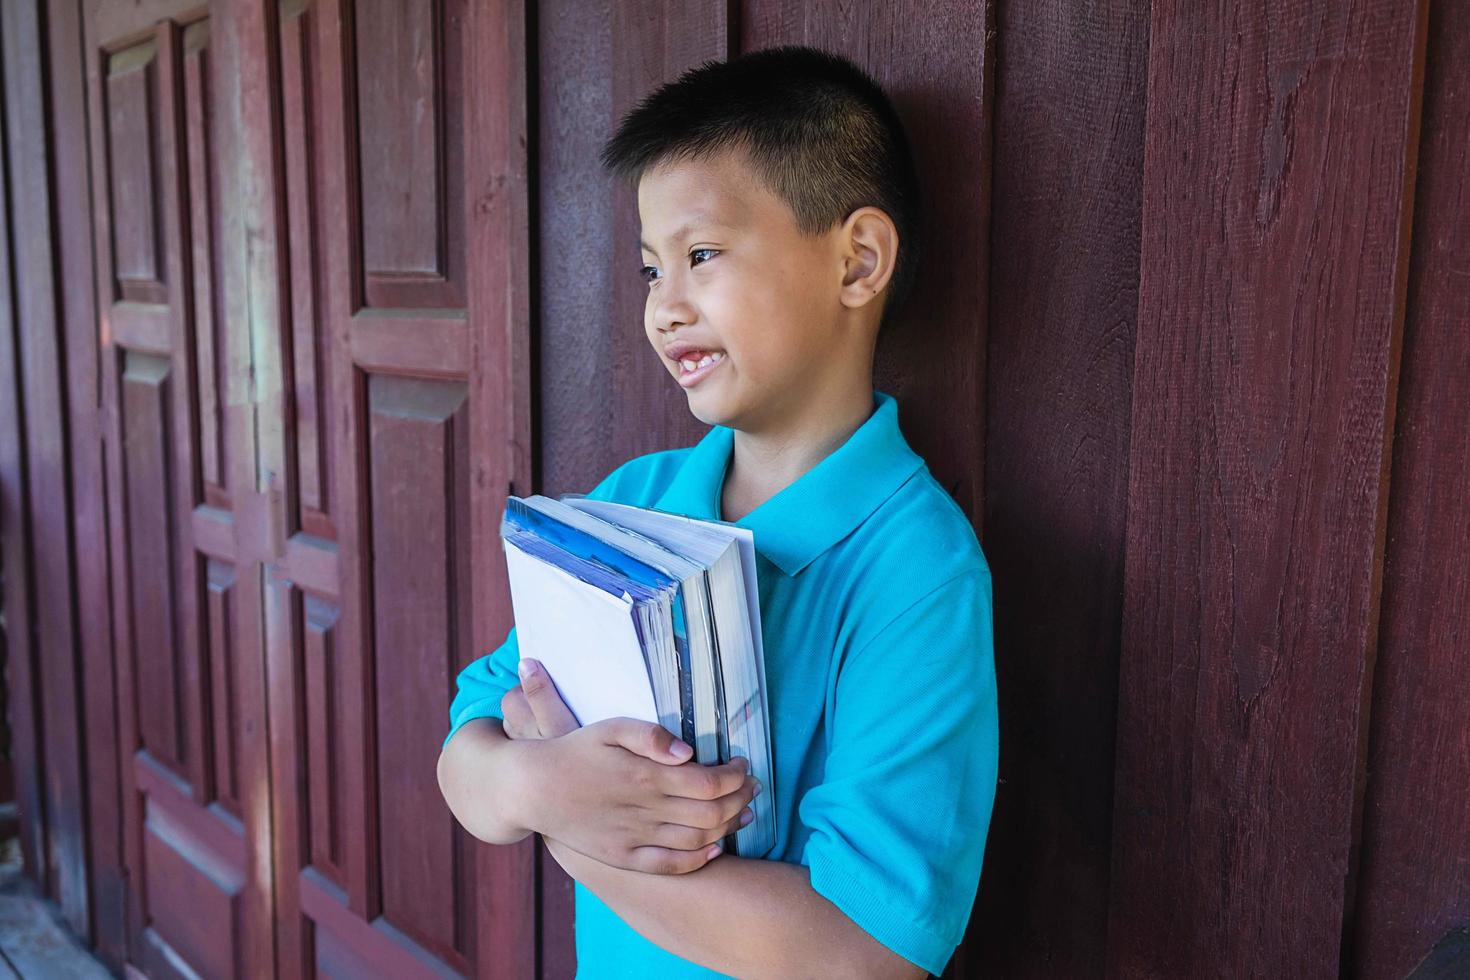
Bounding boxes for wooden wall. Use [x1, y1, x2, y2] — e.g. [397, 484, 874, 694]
[1351, 3, 1470, 974]
[0, 0, 120, 962]
[0, 0, 1465, 977]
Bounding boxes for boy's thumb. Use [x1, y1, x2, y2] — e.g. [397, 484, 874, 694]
[516, 658, 578, 737]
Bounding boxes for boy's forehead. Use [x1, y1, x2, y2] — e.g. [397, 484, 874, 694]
[637, 152, 774, 246]
[637, 205, 743, 250]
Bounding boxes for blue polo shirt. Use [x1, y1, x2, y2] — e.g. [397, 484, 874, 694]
[446, 389, 998, 976]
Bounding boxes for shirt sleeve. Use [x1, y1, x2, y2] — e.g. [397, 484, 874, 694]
[442, 464, 632, 752]
[797, 566, 999, 976]
[443, 625, 521, 751]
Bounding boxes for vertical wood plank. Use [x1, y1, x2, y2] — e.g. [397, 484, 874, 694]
[279, 0, 336, 539]
[1108, 2, 1430, 975]
[219, 0, 303, 974]
[533, 0, 615, 504]
[969, 2, 1148, 976]
[1349, 2, 1470, 975]
[311, 0, 382, 927]
[153, 15, 204, 804]
[87, 20, 151, 966]
[466, 0, 538, 974]
[0, 3, 46, 904]
[43, 0, 127, 964]
[0, 0, 91, 929]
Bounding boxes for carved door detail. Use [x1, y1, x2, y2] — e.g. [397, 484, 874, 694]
[87, 4, 273, 976]
[87, 1, 531, 976]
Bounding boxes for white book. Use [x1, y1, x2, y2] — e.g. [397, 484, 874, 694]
[499, 494, 775, 858]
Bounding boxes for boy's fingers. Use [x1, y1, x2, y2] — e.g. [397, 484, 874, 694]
[660, 756, 751, 801]
[659, 777, 758, 829]
[517, 659, 579, 738]
[652, 822, 723, 852]
[499, 687, 540, 740]
[629, 843, 722, 876]
[602, 718, 694, 765]
[654, 807, 750, 851]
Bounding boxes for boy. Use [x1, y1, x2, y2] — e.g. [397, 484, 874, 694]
[437, 45, 998, 978]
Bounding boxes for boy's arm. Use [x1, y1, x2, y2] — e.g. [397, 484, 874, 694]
[514, 663, 928, 979]
[437, 716, 540, 844]
[544, 839, 926, 980]
[439, 624, 541, 845]
[440, 705, 754, 869]
[440, 619, 754, 867]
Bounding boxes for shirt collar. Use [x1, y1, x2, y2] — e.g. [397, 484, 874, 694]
[654, 389, 925, 577]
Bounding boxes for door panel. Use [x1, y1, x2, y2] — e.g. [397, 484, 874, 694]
[87, 5, 272, 977]
[259, 0, 534, 976]
[86, 1, 533, 975]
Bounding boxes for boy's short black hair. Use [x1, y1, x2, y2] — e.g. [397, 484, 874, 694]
[600, 44, 922, 331]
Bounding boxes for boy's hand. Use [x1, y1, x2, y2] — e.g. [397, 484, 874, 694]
[502, 658, 758, 875]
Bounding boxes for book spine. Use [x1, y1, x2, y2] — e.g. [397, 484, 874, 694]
[670, 592, 696, 747]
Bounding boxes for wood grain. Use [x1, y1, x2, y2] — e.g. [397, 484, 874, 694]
[1107, 2, 1430, 975]
[969, 2, 1148, 976]
[1349, 2, 1470, 975]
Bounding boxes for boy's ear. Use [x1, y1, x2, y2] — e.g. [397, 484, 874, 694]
[837, 206, 899, 313]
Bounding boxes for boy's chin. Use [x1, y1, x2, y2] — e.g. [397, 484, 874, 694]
[683, 385, 734, 428]
[686, 397, 724, 428]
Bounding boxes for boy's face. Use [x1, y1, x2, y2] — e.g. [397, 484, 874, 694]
[637, 148, 864, 434]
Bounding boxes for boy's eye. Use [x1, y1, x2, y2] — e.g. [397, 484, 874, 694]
[639, 249, 719, 286]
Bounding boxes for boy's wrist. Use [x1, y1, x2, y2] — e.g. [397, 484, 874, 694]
[500, 735, 553, 839]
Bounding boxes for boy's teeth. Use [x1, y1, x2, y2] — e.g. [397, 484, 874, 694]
[680, 351, 723, 372]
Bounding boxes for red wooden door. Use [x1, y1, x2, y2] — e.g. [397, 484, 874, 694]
[85, 0, 533, 976]
[85, 2, 275, 976]
[254, 0, 533, 975]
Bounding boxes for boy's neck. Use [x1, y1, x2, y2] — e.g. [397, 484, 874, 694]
[720, 379, 876, 523]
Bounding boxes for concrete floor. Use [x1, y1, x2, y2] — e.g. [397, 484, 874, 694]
[0, 836, 111, 979]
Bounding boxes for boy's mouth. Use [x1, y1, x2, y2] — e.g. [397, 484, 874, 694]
[676, 350, 725, 388]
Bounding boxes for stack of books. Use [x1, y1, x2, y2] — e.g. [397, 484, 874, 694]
[499, 493, 775, 858]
